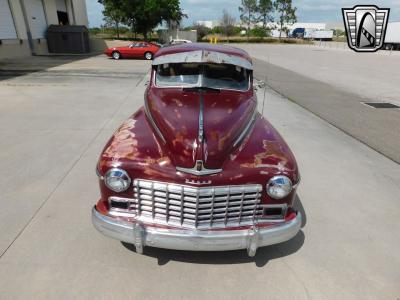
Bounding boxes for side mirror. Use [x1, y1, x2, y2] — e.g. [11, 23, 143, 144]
[254, 80, 266, 91]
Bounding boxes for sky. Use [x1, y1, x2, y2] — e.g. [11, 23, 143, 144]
[86, 0, 400, 28]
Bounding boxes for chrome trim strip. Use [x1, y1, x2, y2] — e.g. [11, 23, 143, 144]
[96, 165, 103, 180]
[198, 93, 204, 143]
[232, 109, 258, 148]
[176, 160, 222, 176]
[152, 50, 253, 70]
[152, 65, 252, 93]
[144, 94, 166, 144]
[293, 174, 301, 189]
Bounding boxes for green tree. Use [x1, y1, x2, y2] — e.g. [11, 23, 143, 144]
[274, 0, 297, 39]
[192, 23, 211, 41]
[99, 0, 185, 40]
[251, 26, 271, 38]
[211, 26, 224, 35]
[257, 0, 274, 29]
[221, 9, 236, 42]
[99, 0, 124, 38]
[239, 0, 258, 41]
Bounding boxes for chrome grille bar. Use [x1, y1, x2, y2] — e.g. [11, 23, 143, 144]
[224, 188, 230, 225]
[136, 180, 141, 215]
[210, 189, 215, 226]
[252, 189, 260, 223]
[238, 188, 245, 223]
[180, 186, 184, 225]
[151, 182, 155, 219]
[195, 190, 199, 228]
[165, 188, 170, 222]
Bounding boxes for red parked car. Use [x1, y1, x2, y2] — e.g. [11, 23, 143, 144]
[104, 41, 160, 60]
[93, 43, 302, 257]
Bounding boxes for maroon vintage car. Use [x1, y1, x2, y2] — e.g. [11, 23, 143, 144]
[104, 41, 160, 60]
[92, 43, 302, 257]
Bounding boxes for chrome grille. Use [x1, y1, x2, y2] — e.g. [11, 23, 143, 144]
[111, 179, 263, 229]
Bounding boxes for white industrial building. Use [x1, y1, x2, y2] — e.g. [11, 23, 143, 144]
[289, 23, 326, 30]
[0, 0, 88, 59]
[268, 22, 327, 38]
[196, 20, 220, 29]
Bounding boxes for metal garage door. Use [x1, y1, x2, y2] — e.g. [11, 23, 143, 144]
[0, 0, 18, 39]
[24, 0, 48, 38]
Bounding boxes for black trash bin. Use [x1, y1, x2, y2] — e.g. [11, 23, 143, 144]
[47, 25, 90, 54]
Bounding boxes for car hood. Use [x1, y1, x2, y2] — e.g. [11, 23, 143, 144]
[146, 87, 256, 170]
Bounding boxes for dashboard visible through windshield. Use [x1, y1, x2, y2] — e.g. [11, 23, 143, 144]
[155, 63, 250, 91]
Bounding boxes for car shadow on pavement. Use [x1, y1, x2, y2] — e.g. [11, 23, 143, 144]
[122, 196, 306, 267]
[0, 55, 97, 81]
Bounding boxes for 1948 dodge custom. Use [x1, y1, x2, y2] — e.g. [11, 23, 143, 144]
[92, 44, 302, 257]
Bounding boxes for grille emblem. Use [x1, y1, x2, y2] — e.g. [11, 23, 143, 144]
[185, 179, 211, 185]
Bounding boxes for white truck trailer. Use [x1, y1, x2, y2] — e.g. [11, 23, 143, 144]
[384, 22, 400, 50]
[303, 29, 334, 41]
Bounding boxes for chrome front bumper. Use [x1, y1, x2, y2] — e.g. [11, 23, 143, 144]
[92, 206, 302, 257]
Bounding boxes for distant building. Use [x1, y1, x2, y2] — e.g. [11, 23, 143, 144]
[196, 21, 220, 29]
[326, 22, 345, 31]
[238, 21, 325, 29]
[290, 23, 326, 30]
[0, 0, 88, 59]
[241, 22, 327, 38]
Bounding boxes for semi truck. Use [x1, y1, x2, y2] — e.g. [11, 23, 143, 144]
[383, 22, 400, 51]
[290, 28, 333, 41]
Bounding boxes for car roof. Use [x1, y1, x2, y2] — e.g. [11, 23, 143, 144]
[154, 43, 252, 63]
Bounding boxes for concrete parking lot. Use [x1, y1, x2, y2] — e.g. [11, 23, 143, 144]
[0, 48, 399, 299]
[237, 44, 400, 164]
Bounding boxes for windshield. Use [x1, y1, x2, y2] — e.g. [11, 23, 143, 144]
[155, 63, 250, 91]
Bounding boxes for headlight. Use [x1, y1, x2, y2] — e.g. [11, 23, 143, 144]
[266, 176, 292, 199]
[104, 168, 131, 192]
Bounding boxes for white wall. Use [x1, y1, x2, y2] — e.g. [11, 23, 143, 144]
[8, 1, 28, 39]
[0, 1, 30, 58]
[43, 0, 59, 25]
[0, 0, 18, 39]
[71, 0, 88, 27]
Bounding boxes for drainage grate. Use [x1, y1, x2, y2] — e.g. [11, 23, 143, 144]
[362, 102, 400, 109]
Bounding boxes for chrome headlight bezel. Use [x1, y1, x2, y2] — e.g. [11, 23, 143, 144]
[104, 168, 131, 193]
[266, 175, 293, 199]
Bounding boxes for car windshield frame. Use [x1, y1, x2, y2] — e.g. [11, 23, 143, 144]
[153, 63, 251, 92]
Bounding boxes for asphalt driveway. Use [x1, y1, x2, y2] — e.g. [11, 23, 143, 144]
[0, 53, 399, 299]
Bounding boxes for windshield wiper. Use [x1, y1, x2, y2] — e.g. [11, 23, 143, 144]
[182, 86, 220, 93]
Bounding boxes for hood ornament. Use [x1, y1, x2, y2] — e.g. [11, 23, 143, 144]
[177, 160, 222, 176]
